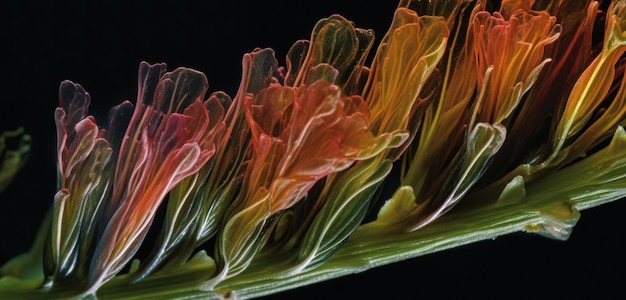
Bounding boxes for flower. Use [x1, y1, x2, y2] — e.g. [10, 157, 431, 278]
[44, 62, 227, 295]
[211, 76, 400, 285]
[470, 6, 559, 125]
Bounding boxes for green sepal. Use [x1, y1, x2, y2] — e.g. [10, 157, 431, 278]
[293, 158, 392, 272]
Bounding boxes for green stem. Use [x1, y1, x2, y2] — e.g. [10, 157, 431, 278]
[2, 127, 624, 299]
[2, 184, 619, 299]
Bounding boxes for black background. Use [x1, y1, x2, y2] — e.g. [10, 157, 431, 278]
[1, 1, 625, 298]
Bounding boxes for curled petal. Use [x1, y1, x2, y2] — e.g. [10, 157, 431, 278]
[365, 9, 449, 136]
[553, 0, 626, 159]
[472, 9, 560, 124]
[295, 15, 375, 90]
[153, 67, 209, 115]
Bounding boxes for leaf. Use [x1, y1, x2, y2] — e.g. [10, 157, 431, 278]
[0, 128, 31, 194]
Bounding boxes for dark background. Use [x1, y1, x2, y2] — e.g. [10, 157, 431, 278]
[1, 1, 624, 298]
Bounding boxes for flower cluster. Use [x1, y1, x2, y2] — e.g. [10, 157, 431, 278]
[47, 64, 226, 294]
[1, 0, 625, 298]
